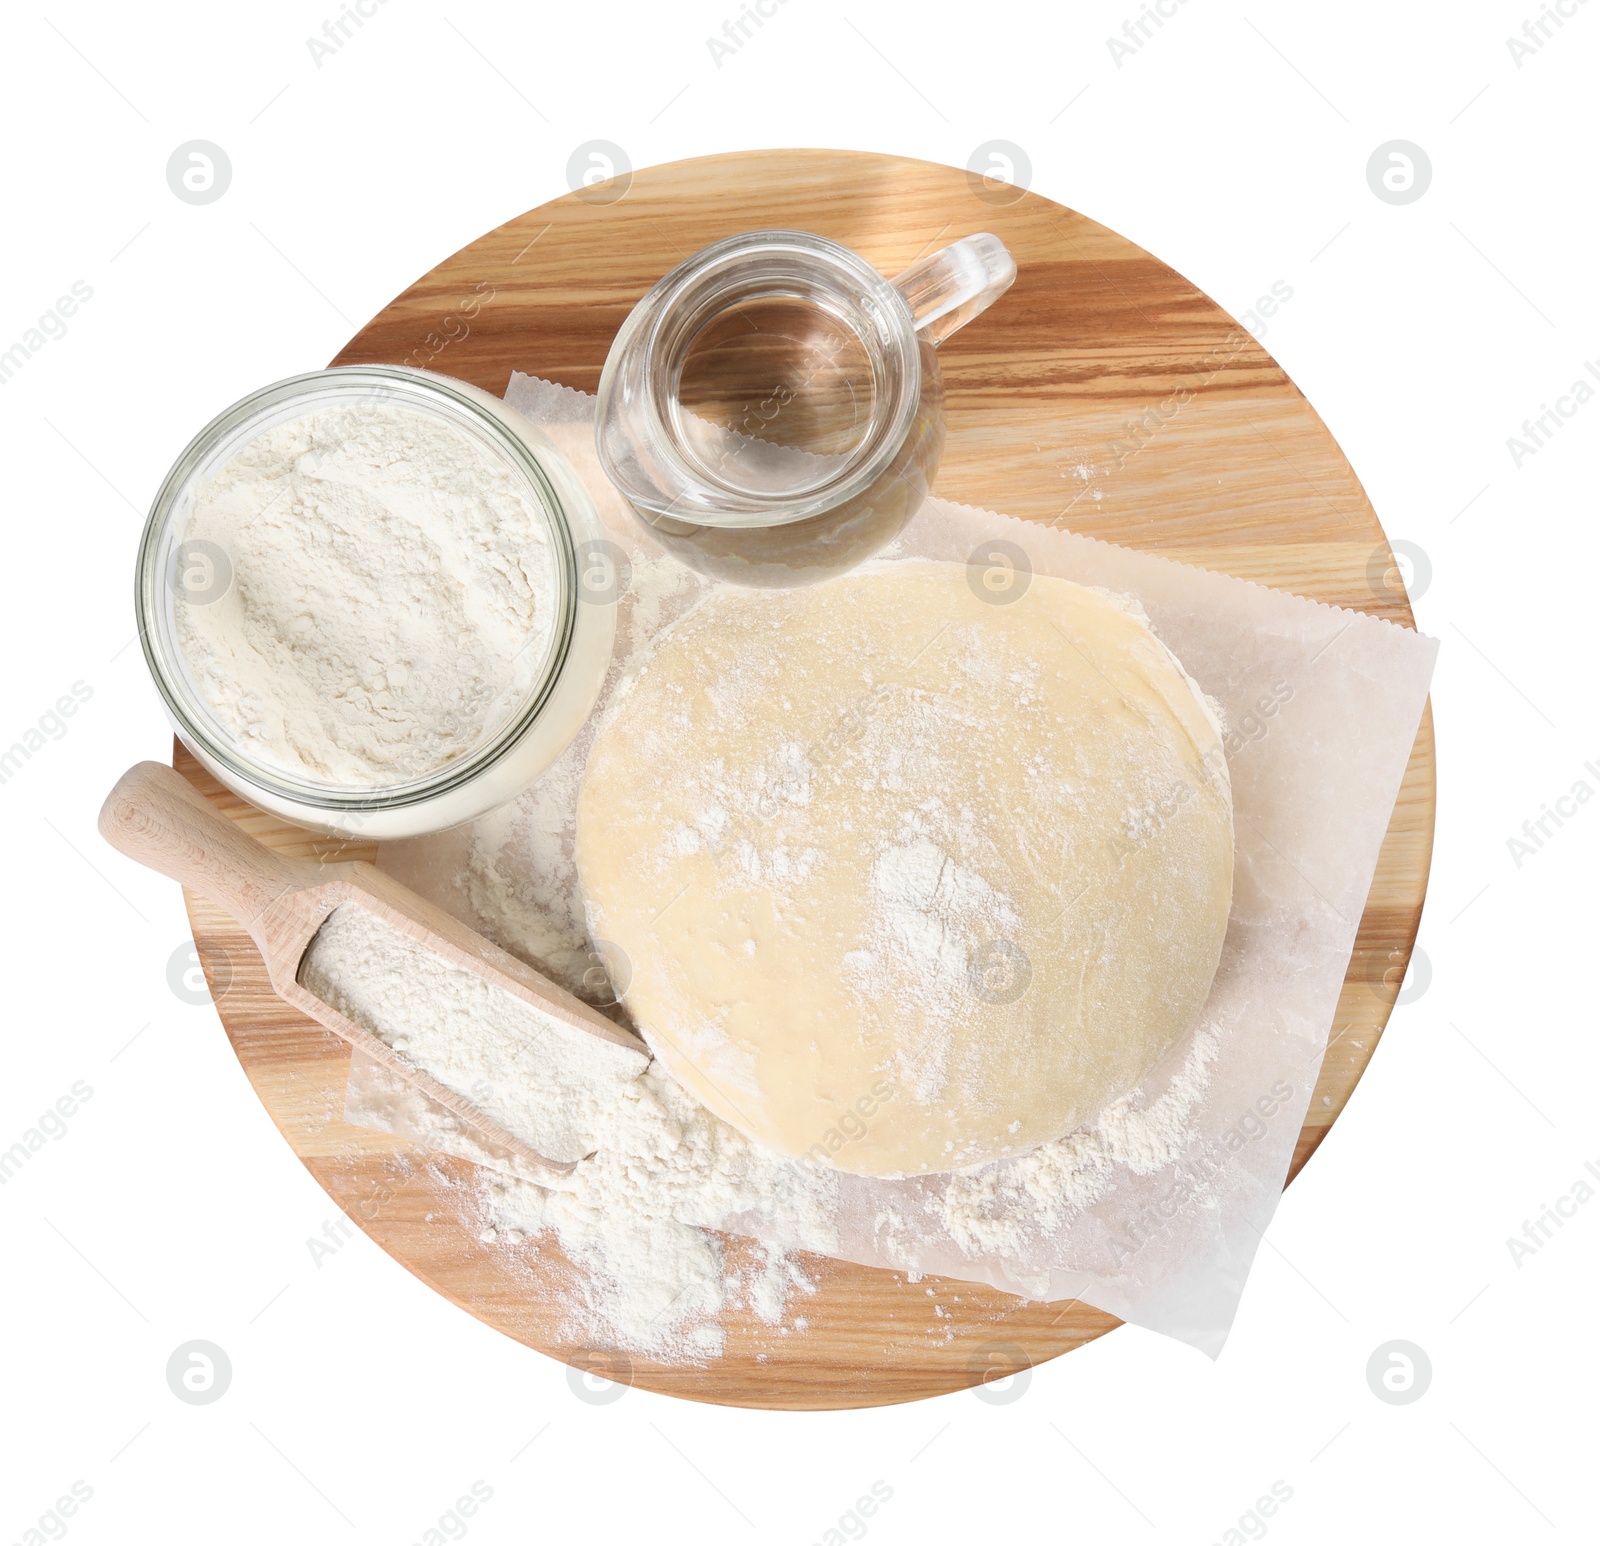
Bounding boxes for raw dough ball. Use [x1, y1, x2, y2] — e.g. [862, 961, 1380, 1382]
[575, 561, 1233, 1178]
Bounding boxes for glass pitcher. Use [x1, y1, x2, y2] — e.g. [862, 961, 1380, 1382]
[594, 228, 1016, 586]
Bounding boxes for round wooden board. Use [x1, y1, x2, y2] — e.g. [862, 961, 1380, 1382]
[180, 149, 1434, 1409]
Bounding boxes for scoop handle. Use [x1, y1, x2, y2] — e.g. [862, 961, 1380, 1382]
[99, 762, 315, 940]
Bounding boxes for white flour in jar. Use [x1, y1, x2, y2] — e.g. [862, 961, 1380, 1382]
[176, 400, 559, 784]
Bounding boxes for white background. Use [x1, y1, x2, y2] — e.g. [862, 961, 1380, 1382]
[1, 0, 1595, 1541]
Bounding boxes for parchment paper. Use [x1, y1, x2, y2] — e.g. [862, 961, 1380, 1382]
[354, 373, 1438, 1356]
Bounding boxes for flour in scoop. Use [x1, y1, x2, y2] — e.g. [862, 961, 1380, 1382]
[300, 904, 645, 1163]
[176, 400, 560, 784]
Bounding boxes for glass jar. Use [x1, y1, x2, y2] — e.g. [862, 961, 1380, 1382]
[136, 366, 616, 839]
[595, 229, 1016, 586]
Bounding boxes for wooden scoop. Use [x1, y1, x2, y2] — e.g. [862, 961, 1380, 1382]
[99, 762, 649, 1180]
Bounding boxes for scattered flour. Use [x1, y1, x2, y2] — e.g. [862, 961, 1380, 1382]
[457, 547, 708, 997]
[343, 1047, 832, 1360]
[176, 399, 560, 784]
[461, 768, 594, 997]
[920, 1022, 1223, 1276]
[482, 1066, 838, 1360]
[450, 1013, 1222, 1353]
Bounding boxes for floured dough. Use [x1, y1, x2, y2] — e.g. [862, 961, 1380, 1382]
[575, 560, 1233, 1178]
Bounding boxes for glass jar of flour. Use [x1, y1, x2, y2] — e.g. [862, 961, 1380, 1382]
[136, 366, 616, 838]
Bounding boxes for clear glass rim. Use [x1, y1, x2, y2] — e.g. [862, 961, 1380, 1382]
[135, 366, 580, 813]
[636, 230, 923, 528]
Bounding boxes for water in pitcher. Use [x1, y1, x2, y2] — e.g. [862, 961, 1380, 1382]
[643, 299, 944, 586]
[594, 230, 1014, 588]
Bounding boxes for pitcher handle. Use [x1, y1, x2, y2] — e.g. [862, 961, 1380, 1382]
[891, 232, 1017, 347]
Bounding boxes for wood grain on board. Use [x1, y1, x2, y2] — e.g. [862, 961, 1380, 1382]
[179, 149, 1435, 1409]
